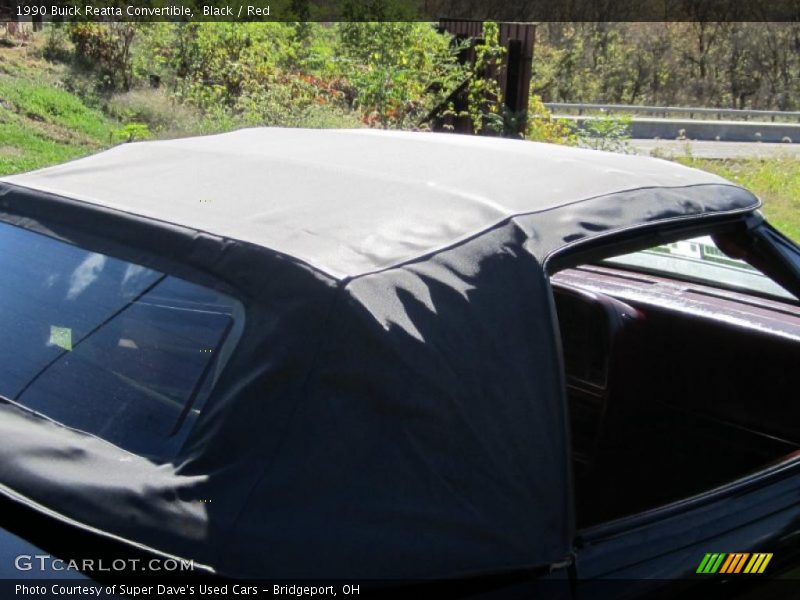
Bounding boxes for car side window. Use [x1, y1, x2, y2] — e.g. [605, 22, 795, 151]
[0, 221, 241, 460]
[602, 236, 796, 302]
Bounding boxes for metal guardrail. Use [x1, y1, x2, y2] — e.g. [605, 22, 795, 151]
[544, 102, 800, 123]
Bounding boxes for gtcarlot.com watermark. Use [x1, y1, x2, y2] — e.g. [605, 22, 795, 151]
[14, 554, 194, 573]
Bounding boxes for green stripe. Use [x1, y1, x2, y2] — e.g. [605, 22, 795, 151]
[706, 554, 719, 573]
[709, 553, 727, 573]
[697, 553, 713, 573]
[703, 554, 718, 573]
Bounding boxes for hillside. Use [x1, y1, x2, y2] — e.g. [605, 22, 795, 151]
[0, 44, 119, 175]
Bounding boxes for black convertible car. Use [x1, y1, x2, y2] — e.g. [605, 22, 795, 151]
[0, 129, 798, 597]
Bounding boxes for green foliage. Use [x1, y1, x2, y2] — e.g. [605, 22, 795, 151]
[161, 23, 351, 126]
[105, 89, 177, 129]
[115, 122, 151, 143]
[464, 21, 505, 134]
[293, 103, 364, 128]
[574, 114, 633, 153]
[339, 0, 423, 22]
[534, 23, 800, 111]
[0, 76, 114, 140]
[0, 114, 97, 175]
[336, 22, 465, 128]
[522, 94, 627, 149]
[130, 23, 174, 85]
[42, 23, 71, 62]
[0, 51, 117, 176]
[524, 94, 576, 144]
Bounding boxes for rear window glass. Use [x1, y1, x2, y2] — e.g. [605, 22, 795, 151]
[0, 221, 241, 460]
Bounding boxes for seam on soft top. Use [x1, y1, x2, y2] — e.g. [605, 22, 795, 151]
[345, 182, 759, 282]
[541, 202, 761, 270]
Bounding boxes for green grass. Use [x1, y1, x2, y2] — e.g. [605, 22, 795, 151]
[677, 156, 800, 243]
[0, 78, 113, 141]
[0, 112, 100, 173]
[0, 45, 117, 176]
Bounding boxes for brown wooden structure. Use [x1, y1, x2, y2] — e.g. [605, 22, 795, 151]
[431, 20, 536, 136]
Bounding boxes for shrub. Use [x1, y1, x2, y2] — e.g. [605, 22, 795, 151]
[115, 122, 151, 143]
[524, 94, 576, 144]
[69, 23, 137, 91]
[105, 88, 205, 134]
[42, 23, 71, 62]
[336, 22, 466, 129]
[574, 114, 633, 153]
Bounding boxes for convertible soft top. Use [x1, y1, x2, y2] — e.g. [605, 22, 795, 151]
[0, 128, 758, 278]
[0, 130, 760, 580]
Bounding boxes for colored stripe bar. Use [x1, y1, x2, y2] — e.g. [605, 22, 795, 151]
[698, 551, 773, 575]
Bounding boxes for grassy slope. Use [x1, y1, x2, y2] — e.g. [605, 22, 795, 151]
[0, 45, 116, 175]
[678, 156, 800, 242]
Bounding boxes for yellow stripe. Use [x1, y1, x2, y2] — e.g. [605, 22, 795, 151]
[758, 554, 773, 574]
[734, 553, 750, 573]
[752, 552, 767, 573]
[720, 554, 736, 574]
[743, 554, 758, 573]
[745, 554, 762, 573]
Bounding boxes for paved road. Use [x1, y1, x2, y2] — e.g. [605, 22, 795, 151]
[630, 139, 800, 159]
